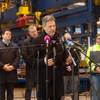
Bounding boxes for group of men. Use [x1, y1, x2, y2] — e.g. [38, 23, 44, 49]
[0, 14, 99, 100]
[21, 15, 80, 100]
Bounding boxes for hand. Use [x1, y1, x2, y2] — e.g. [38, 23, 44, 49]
[8, 65, 14, 71]
[3, 64, 14, 72]
[96, 67, 100, 73]
[3, 64, 10, 71]
[65, 56, 72, 65]
[66, 65, 72, 72]
[44, 57, 55, 67]
[48, 58, 55, 66]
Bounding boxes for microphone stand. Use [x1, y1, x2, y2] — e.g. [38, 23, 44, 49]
[45, 44, 49, 100]
[72, 48, 81, 100]
[65, 47, 79, 100]
[27, 44, 40, 99]
[52, 45, 56, 100]
[36, 46, 40, 99]
[44, 35, 51, 100]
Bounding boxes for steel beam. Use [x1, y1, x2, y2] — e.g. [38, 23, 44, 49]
[54, 8, 96, 28]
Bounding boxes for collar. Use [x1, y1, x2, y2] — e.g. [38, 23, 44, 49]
[2, 39, 11, 46]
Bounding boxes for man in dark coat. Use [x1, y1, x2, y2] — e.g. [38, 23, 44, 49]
[62, 33, 80, 100]
[20, 24, 40, 100]
[0, 29, 19, 100]
[37, 15, 64, 100]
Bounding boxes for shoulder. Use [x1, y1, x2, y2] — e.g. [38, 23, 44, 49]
[87, 45, 96, 52]
[11, 42, 18, 47]
[0, 40, 4, 46]
[87, 46, 93, 51]
[19, 37, 31, 46]
[38, 32, 46, 41]
[0, 40, 2, 44]
[39, 32, 46, 38]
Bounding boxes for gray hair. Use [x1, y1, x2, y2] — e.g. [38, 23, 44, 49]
[42, 15, 56, 26]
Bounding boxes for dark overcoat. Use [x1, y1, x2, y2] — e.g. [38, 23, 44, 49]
[0, 40, 19, 83]
[20, 36, 41, 83]
[37, 32, 64, 98]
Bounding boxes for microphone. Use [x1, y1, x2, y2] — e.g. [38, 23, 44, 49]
[65, 39, 74, 47]
[44, 35, 51, 47]
[65, 39, 84, 51]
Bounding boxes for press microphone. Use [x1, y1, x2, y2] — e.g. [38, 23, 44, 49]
[44, 35, 51, 47]
[65, 39, 74, 47]
[65, 39, 84, 51]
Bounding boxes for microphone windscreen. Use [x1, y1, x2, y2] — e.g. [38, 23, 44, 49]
[44, 35, 50, 43]
[66, 39, 74, 46]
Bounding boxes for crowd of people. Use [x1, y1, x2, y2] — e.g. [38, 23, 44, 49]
[0, 14, 99, 100]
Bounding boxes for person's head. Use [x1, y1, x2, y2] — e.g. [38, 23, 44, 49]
[42, 15, 56, 37]
[63, 33, 72, 41]
[28, 24, 38, 38]
[96, 33, 100, 45]
[2, 29, 12, 41]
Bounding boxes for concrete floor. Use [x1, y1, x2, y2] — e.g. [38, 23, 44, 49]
[12, 88, 90, 100]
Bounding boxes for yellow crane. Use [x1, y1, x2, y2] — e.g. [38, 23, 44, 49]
[0, 1, 8, 12]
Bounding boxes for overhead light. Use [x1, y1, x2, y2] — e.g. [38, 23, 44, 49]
[67, 2, 86, 9]
[73, 2, 86, 6]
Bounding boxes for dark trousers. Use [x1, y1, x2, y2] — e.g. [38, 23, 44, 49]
[25, 65, 36, 100]
[25, 80, 34, 100]
[37, 68, 64, 100]
[37, 96, 61, 100]
[49, 96, 61, 100]
[63, 75, 79, 100]
[0, 83, 14, 100]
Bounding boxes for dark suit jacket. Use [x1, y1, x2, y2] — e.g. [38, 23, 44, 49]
[0, 40, 19, 83]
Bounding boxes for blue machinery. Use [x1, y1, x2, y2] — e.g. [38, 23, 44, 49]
[1, 0, 99, 90]
[1, 0, 99, 43]
[1, 0, 100, 40]
[33, 0, 100, 43]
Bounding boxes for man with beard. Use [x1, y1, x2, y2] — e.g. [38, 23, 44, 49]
[37, 15, 64, 100]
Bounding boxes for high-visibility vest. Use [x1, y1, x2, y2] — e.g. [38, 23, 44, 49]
[86, 44, 100, 72]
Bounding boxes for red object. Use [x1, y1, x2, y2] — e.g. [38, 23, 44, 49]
[16, 16, 26, 27]
[16, 15, 34, 27]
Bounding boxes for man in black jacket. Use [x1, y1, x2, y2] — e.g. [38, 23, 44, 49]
[0, 29, 19, 100]
[37, 15, 64, 100]
[63, 33, 80, 100]
[20, 24, 40, 100]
